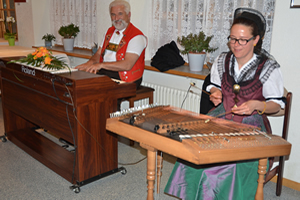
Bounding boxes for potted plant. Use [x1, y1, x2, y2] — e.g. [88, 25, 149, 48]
[4, 16, 17, 46]
[4, 32, 16, 46]
[58, 23, 80, 51]
[42, 33, 56, 47]
[177, 31, 217, 71]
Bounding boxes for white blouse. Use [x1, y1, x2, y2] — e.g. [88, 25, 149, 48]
[207, 53, 285, 108]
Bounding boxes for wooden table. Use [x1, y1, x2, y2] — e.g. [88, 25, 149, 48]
[106, 106, 291, 200]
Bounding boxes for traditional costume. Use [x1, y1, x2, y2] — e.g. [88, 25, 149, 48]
[164, 8, 285, 200]
[98, 23, 147, 87]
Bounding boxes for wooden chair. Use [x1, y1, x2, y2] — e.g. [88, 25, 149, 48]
[264, 89, 292, 196]
[121, 85, 155, 146]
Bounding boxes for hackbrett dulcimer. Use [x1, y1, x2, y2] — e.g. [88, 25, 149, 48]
[107, 105, 291, 200]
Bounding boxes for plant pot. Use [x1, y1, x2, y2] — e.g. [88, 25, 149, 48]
[62, 38, 74, 51]
[45, 41, 52, 48]
[8, 38, 15, 46]
[188, 52, 206, 72]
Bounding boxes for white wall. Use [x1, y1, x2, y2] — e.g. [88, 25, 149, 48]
[31, 0, 51, 46]
[15, 0, 50, 47]
[269, 0, 300, 183]
[15, 0, 34, 47]
[16, 0, 300, 184]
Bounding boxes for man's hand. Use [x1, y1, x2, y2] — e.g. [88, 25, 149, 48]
[75, 49, 140, 74]
[75, 47, 102, 72]
[84, 63, 103, 74]
[75, 62, 93, 71]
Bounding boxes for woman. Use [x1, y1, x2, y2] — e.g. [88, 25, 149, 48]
[164, 8, 285, 200]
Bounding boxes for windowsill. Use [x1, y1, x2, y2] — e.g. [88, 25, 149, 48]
[144, 61, 210, 80]
[32, 45, 210, 80]
[0, 38, 19, 45]
[32, 45, 93, 59]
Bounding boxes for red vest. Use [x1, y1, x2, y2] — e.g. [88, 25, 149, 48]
[100, 23, 146, 82]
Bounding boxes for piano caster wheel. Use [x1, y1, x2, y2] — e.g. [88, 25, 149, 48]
[0, 136, 7, 142]
[70, 184, 81, 193]
[120, 167, 127, 175]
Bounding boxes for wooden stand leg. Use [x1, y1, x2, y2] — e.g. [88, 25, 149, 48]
[156, 151, 163, 193]
[255, 158, 268, 200]
[129, 100, 135, 146]
[146, 149, 156, 200]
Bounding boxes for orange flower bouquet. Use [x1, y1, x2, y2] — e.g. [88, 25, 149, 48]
[9, 47, 70, 71]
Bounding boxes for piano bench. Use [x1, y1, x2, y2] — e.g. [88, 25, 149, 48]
[122, 85, 155, 146]
[124, 85, 154, 108]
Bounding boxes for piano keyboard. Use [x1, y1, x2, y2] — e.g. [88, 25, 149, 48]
[15, 62, 78, 74]
[50, 68, 78, 74]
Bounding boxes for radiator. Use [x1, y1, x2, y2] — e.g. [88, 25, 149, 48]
[139, 82, 201, 113]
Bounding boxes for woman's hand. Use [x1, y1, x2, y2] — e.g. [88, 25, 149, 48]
[232, 100, 280, 116]
[210, 88, 222, 106]
[231, 100, 258, 115]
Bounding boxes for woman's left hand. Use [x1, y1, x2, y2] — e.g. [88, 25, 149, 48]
[231, 100, 259, 115]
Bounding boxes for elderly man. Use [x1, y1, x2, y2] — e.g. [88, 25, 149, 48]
[76, 0, 147, 88]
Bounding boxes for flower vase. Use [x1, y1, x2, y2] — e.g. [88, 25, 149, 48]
[62, 38, 74, 51]
[188, 52, 206, 71]
[8, 38, 15, 46]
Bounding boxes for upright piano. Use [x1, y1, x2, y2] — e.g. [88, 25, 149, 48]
[0, 57, 136, 192]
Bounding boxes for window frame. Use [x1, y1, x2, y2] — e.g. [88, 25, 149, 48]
[0, 0, 17, 39]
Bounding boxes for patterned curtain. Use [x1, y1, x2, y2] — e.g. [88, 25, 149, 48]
[50, 0, 97, 49]
[149, 0, 276, 62]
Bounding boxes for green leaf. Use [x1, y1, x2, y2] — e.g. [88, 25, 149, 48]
[177, 31, 218, 55]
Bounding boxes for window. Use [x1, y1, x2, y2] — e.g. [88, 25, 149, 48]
[149, 0, 275, 62]
[50, 0, 97, 49]
[0, 0, 17, 39]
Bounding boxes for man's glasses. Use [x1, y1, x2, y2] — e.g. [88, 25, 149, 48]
[227, 36, 255, 46]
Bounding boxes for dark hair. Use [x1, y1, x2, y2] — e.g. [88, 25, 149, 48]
[231, 17, 262, 54]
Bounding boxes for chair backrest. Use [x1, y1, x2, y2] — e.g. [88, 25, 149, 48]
[264, 90, 292, 196]
[267, 88, 292, 140]
[282, 91, 292, 140]
[269, 88, 292, 139]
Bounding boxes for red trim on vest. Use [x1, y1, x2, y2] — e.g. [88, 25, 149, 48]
[100, 23, 146, 82]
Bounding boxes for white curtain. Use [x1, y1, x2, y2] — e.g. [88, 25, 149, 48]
[149, 0, 276, 62]
[50, 0, 97, 49]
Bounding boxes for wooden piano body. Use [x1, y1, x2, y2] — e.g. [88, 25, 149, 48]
[0, 57, 136, 189]
[106, 106, 292, 200]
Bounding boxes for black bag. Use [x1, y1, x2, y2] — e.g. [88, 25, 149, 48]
[151, 41, 185, 72]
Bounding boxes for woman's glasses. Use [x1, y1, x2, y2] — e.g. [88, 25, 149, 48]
[227, 36, 255, 46]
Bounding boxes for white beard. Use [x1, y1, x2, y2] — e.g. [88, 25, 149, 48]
[112, 19, 128, 30]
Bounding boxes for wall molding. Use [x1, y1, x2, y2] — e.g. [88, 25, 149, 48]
[270, 176, 300, 191]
